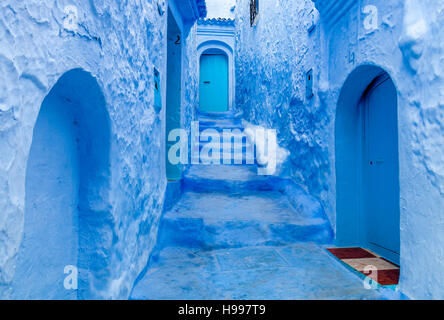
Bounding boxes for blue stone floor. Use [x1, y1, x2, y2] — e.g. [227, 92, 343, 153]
[130, 167, 401, 300]
[131, 243, 402, 300]
[130, 114, 402, 300]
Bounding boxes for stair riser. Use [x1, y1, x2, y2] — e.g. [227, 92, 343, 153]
[195, 156, 257, 164]
[157, 218, 333, 250]
[199, 126, 245, 132]
[191, 146, 254, 153]
[192, 162, 257, 167]
[198, 120, 243, 126]
[183, 177, 273, 193]
[189, 147, 257, 165]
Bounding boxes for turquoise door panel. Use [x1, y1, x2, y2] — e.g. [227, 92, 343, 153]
[199, 54, 229, 112]
[363, 75, 400, 263]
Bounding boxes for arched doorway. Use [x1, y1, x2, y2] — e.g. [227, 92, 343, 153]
[13, 69, 111, 299]
[335, 65, 400, 264]
[199, 48, 229, 113]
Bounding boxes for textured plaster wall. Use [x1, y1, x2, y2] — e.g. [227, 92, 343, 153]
[394, 0, 444, 299]
[236, 0, 444, 299]
[0, 0, 198, 299]
[181, 24, 199, 134]
[235, 0, 328, 210]
[314, 0, 444, 299]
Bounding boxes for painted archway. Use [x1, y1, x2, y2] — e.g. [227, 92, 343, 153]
[335, 65, 400, 264]
[199, 48, 229, 112]
[13, 69, 112, 299]
[198, 40, 235, 112]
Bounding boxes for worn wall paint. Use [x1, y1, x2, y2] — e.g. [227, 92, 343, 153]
[236, 0, 444, 299]
[0, 0, 199, 299]
[235, 0, 328, 215]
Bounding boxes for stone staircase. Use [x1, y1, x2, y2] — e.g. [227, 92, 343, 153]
[192, 111, 255, 166]
[156, 164, 333, 251]
[129, 112, 343, 299]
[157, 111, 333, 252]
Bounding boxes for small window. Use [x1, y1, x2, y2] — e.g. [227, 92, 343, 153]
[154, 68, 162, 113]
[308, 9, 316, 33]
[306, 69, 314, 99]
[250, 0, 259, 27]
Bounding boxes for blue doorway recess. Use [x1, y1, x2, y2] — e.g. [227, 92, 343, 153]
[363, 74, 400, 263]
[335, 66, 400, 265]
[13, 69, 111, 299]
[199, 53, 229, 113]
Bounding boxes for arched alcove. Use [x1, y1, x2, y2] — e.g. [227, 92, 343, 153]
[335, 64, 400, 264]
[13, 69, 111, 299]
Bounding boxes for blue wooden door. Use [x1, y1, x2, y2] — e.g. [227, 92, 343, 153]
[363, 75, 400, 263]
[199, 54, 229, 112]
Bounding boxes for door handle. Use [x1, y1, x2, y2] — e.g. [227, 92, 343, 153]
[203, 81, 210, 84]
[369, 159, 384, 166]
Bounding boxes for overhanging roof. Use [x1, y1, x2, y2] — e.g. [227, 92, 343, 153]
[197, 18, 235, 27]
[172, 0, 207, 24]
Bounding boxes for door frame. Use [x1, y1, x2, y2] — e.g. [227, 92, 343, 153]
[197, 41, 234, 112]
[199, 51, 229, 113]
[335, 65, 401, 265]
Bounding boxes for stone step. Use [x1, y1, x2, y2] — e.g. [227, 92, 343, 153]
[197, 110, 243, 120]
[193, 148, 254, 156]
[155, 191, 333, 251]
[130, 244, 392, 300]
[194, 159, 257, 166]
[183, 165, 271, 192]
[199, 124, 245, 132]
[196, 132, 250, 141]
[198, 117, 243, 125]
[198, 151, 255, 158]
[191, 143, 254, 152]
[190, 148, 257, 165]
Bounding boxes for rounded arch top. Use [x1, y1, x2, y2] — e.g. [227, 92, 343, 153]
[47, 68, 107, 112]
[337, 64, 398, 116]
[198, 39, 235, 111]
[334, 63, 400, 264]
[201, 47, 228, 57]
[197, 39, 233, 56]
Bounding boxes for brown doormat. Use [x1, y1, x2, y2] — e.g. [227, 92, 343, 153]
[327, 247, 399, 286]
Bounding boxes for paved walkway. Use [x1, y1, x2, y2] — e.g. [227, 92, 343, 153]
[130, 114, 399, 300]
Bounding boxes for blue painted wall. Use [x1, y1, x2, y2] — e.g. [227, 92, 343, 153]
[0, 0, 203, 299]
[235, 0, 328, 215]
[236, 0, 444, 298]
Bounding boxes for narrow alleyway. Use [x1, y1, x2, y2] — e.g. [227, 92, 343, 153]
[2, 0, 444, 301]
[130, 113, 395, 300]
